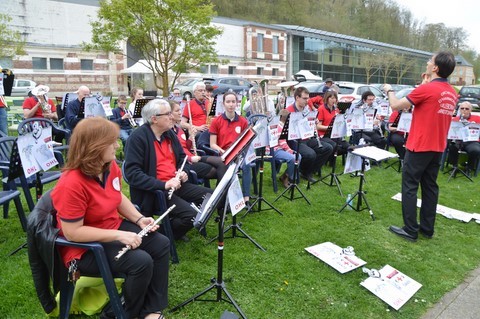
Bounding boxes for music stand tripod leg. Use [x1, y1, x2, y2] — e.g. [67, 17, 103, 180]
[243, 149, 283, 217]
[171, 197, 248, 319]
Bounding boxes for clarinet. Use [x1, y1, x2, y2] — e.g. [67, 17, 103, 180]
[168, 156, 188, 200]
[186, 96, 198, 155]
[114, 204, 176, 260]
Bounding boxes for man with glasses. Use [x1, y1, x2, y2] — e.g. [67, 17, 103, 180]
[181, 81, 210, 134]
[65, 85, 91, 131]
[124, 99, 212, 241]
[448, 101, 480, 173]
[384, 51, 457, 241]
[111, 95, 135, 146]
[286, 87, 333, 183]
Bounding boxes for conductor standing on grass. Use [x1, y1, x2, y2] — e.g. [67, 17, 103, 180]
[383, 51, 457, 242]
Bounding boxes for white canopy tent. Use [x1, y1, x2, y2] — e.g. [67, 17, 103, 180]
[295, 70, 322, 81]
[121, 60, 152, 74]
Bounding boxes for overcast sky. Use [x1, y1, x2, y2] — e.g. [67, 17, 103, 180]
[393, 0, 480, 53]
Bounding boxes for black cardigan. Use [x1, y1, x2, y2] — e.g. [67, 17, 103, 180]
[123, 123, 190, 216]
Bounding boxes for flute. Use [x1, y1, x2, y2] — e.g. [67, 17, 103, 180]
[168, 156, 188, 200]
[114, 204, 176, 260]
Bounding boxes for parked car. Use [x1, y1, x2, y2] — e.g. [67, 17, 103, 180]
[11, 79, 36, 97]
[457, 85, 480, 111]
[336, 82, 386, 105]
[208, 76, 254, 95]
[395, 87, 415, 100]
[294, 81, 326, 93]
[174, 78, 212, 99]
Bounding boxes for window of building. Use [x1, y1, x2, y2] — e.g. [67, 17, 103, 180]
[272, 68, 279, 76]
[257, 33, 264, 52]
[257, 67, 263, 75]
[342, 48, 350, 65]
[329, 49, 333, 62]
[200, 65, 208, 74]
[210, 65, 218, 74]
[228, 66, 236, 75]
[273, 36, 279, 54]
[81, 59, 94, 70]
[0, 57, 13, 68]
[50, 58, 64, 70]
[32, 57, 47, 70]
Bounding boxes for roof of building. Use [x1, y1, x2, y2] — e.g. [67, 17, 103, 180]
[276, 24, 432, 57]
[212, 16, 287, 31]
[455, 55, 473, 67]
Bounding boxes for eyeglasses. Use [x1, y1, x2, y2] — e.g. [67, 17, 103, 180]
[155, 111, 172, 117]
[460, 108, 471, 110]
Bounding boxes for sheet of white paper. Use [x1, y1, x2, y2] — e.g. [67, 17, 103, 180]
[352, 146, 398, 162]
[228, 174, 245, 216]
[305, 242, 367, 274]
[397, 112, 412, 133]
[360, 264, 422, 311]
[391, 193, 474, 222]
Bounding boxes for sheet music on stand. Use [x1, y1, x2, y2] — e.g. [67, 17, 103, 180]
[133, 98, 154, 118]
[62, 92, 77, 114]
[351, 146, 398, 162]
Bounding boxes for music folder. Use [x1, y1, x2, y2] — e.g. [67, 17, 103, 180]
[221, 126, 257, 166]
[337, 101, 352, 114]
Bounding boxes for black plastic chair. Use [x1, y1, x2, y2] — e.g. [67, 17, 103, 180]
[121, 164, 179, 264]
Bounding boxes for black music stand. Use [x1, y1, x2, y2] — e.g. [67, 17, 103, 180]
[243, 115, 283, 217]
[132, 98, 153, 119]
[317, 118, 343, 196]
[338, 146, 397, 221]
[273, 114, 311, 205]
[172, 161, 248, 319]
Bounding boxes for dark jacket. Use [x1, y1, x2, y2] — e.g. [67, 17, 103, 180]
[111, 107, 133, 130]
[27, 190, 62, 314]
[65, 98, 82, 131]
[124, 123, 190, 216]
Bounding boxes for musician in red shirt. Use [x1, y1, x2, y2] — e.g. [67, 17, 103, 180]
[447, 101, 480, 172]
[51, 117, 170, 319]
[388, 110, 407, 160]
[22, 85, 58, 120]
[181, 81, 210, 133]
[285, 87, 333, 183]
[385, 51, 457, 241]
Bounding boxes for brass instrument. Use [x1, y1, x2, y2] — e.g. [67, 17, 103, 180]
[248, 79, 269, 115]
[168, 156, 188, 200]
[114, 204, 176, 260]
[32, 85, 52, 114]
[125, 107, 137, 128]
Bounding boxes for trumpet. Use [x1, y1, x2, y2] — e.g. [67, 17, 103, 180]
[168, 156, 188, 200]
[125, 107, 137, 128]
[114, 204, 176, 261]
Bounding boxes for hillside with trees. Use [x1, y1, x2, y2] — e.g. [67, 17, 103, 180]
[211, 0, 479, 82]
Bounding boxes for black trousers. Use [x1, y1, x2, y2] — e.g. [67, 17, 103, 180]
[401, 150, 442, 236]
[77, 220, 170, 319]
[297, 138, 333, 176]
[168, 182, 212, 239]
[448, 141, 480, 170]
[390, 133, 406, 159]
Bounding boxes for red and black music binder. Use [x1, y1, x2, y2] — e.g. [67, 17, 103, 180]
[221, 126, 257, 165]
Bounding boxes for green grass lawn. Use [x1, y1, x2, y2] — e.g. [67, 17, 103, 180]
[0, 160, 479, 318]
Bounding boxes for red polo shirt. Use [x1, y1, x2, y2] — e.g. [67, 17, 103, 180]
[317, 105, 339, 137]
[405, 79, 457, 152]
[209, 113, 248, 149]
[22, 96, 57, 118]
[153, 137, 177, 180]
[174, 126, 195, 160]
[182, 98, 210, 126]
[52, 161, 123, 266]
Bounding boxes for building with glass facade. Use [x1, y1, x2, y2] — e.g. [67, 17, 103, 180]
[279, 25, 432, 85]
